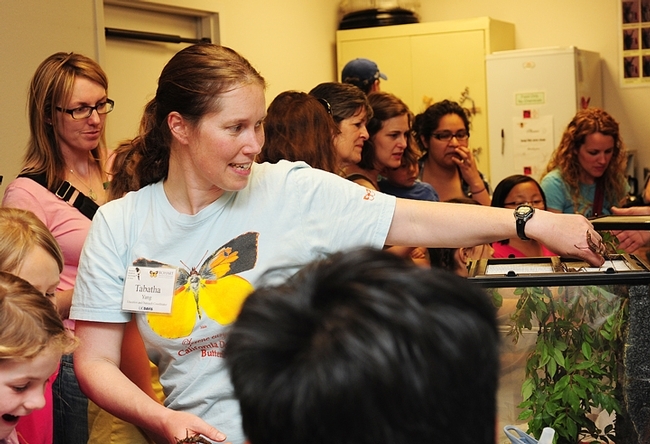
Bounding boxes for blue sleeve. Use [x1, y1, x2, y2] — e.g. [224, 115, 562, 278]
[540, 171, 572, 214]
[70, 202, 133, 323]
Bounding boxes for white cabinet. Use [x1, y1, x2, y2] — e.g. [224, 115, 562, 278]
[336, 17, 515, 179]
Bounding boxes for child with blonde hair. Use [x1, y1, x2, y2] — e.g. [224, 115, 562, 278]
[0, 207, 64, 444]
[0, 208, 63, 307]
[0, 271, 76, 444]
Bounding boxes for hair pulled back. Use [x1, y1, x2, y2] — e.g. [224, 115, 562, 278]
[259, 91, 339, 173]
[309, 82, 372, 126]
[110, 44, 266, 197]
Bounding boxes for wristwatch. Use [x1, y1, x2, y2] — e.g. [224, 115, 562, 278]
[514, 204, 535, 241]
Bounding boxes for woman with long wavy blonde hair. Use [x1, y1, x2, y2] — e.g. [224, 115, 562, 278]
[540, 108, 628, 216]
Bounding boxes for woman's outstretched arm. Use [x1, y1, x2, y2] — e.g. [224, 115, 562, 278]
[387, 199, 605, 266]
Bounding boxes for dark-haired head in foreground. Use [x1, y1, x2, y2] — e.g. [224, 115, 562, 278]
[226, 247, 499, 444]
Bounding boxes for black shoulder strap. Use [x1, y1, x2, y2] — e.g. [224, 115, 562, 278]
[19, 172, 48, 188]
[18, 173, 99, 220]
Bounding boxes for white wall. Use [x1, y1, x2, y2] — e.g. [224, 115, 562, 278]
[0, 0, 338, 197]
[126, 0, 650, 179]
[417, 0, 649, 180]
[134, 0, 340, 103]
[0, 0, 101, 197]
[2, 0, 648, 191]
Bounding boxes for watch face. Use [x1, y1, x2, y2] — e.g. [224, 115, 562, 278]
[515, 205, 533, 216]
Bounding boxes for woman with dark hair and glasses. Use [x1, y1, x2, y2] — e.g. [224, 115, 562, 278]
[413, 100, 491, 205]
[309, 82, 373, 175]
[257, 91, 340, 173]
[491, 175, 555, 258]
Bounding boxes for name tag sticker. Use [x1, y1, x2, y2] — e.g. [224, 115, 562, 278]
[122, 266, 177, 313]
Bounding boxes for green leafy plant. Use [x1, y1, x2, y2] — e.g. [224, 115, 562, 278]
[508, 283, 628, 444]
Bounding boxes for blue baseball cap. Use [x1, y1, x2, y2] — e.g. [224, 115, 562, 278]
[341, 58, 388, 83]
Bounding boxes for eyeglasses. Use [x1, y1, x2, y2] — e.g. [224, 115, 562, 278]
[317, 98, 332, 115]
[504, 200, 545, 208]
[56, 99, 115, 120]
[431, 130, 469, 142]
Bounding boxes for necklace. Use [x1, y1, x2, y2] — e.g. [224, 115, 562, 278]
[69, 168, 98, 201]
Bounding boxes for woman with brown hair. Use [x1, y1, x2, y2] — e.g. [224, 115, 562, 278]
[343, 91, 417, 190]
[309, 82, 372, 173]
[69, 43, 604, 444]
[257, 91, 340, 173]
[540, 108, 628, 217]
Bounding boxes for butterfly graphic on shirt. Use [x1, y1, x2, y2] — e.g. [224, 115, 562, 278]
[133, 232, 259, 339]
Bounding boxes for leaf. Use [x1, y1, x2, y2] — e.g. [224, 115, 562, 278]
[521, 378, 534, 401]
[581, 341, 592, 359]
[566, 416, 578, 438]
[518, 409, 533, 421]
[552, 347, 565, 368]
[544, 400, 559, 417]
[565, 389, 581, 414]
[555, 340, 568, 351]
[547, 357, 557, 377]
[490, 288, 503, 308]
[554, 375, 570, 392]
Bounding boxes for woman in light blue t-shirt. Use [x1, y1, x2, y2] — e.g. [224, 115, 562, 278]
[69, 43, 605, 444]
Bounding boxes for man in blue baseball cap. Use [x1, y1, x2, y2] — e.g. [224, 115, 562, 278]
[341, 58, 387, 94]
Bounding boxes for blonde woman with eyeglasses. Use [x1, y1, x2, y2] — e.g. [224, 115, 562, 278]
[1, 51, 114, 444]
[3, 52, 113, 320]
[2, 52, 156, 444]
[413, 100, 491, 205]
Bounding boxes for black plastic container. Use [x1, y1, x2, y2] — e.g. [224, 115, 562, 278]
[338, 7, 419, 30]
